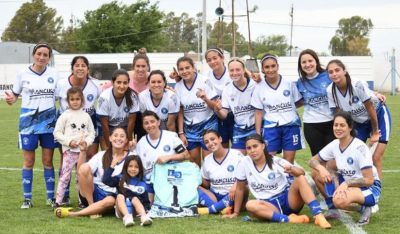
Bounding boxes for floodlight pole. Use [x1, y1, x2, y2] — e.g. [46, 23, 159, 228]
[232, 0, 235, 57]
[392, 48, 396, 96]
[289, 4, 293, 56]
[202, 0, 207, 62]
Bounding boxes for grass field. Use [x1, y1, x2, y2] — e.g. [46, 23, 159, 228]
[0, 95, 399, 234]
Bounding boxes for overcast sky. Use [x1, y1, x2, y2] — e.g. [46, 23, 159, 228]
[0, 0, 399, 58]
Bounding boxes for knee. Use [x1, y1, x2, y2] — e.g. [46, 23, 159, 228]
[104, 197, 116, 207]
[245, 200, 258, 213]
[333, 197, 349, 209]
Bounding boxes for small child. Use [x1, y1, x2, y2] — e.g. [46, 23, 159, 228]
[103, 155, 153, 227]
[53, 87, 95, 207]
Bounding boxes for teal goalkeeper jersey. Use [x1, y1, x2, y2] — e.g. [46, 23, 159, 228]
[151, 162, 201, 208]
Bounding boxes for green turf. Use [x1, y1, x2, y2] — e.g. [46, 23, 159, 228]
[0, 95, 399, 234]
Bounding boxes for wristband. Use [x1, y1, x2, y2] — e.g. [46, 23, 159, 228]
[178, 132, 184, 135]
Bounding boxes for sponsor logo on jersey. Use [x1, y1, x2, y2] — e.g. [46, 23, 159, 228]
[268, 172, 276, 180]
[87, 94, 94, 102]
[267, 102, 292, 112]
[283, 90, 290, 97]
[250, 182, 279, 191]
[161, 107, 168, 114]
[211, 177, 236, 185]
[307, 95, 328, 105]
[227, 165, 234, 172]
[184, 102, 206, 110]
[233, 104, 253, 114]
[48, 77, 54, 84]
[168, 169, 182, 178]
[347, 157, 354, 165]
[339, 168, 356, 177]
[163, 145, 171, 152]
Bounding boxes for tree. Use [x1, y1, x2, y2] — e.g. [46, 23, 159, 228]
[252, 34, 289, 58]
[347, 37, 371, 56]
[2, 0, 63, 45]
[74, 0, 164, 53]
[208, 21, 247, 56]
[329, 16, 373, 56]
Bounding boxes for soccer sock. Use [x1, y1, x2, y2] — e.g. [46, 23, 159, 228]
[271, 212, 289, 223]
[308, 199, 322, 216]
[358, 205, 366, 213]
[59, 170, 70, 198]
[208, 195, 233, 214]
[22, 169, 33, 200]
[44, 168, 55, 199]
[197, 188, 216, 207]
[325, 197, 337, 210]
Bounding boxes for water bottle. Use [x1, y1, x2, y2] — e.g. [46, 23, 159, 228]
[126, 198, 132, 214]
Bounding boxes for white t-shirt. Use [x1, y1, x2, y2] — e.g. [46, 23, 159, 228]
[251, 76, 302, 128]
[236, 156, 291, 200]
[202, 149, 243, 195]
[327, 79, 381, 124]
[318, 138, 380, 181]
[97, 88, 140, 127]
[174, 73, 218, 125]
[203, 66, 232, 96]
[12, 66, 60, 134]
[136, 130, 186, 183]
[56, 76, 102, 116]
[87, 150, 128, 194]
[139, 89, 180, 130]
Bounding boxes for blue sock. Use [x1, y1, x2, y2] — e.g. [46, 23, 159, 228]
[208, 195, 233, 214]
[198, 188, 216, 207]
[308, 199, 322, 216]
[22, 169, 33, 199]
[59, 170, 70, 198]
[359, 205, 366, 213]
[271, 212, 289, 222]
[325, 197, 336, 209]
[44, 168, 55, 199]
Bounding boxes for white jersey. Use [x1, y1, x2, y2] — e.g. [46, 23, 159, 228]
[175, 73, 218, 125]
[327, 79, 381, 124]
[139, 89, 180, 130]
[97, 88, 140, 127]
[236, 156, 291, 200]
[222, 78, 256, 134]
[56, 76, 102, 116]
[251, 76, 302, 128]
[202, 149, 243, 195]
[12, 66, 60, 134]
[318, 138, 379, 181]
[204, 66, 232, 96]
[136, 130, 186, 183]
[87, 150, 128, 194]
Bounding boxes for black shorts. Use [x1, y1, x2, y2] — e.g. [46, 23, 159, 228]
[303, 121, 335, 156]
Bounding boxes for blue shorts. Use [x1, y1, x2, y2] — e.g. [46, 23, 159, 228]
[355, 105, 391, 143]
[231, 136, 247, 149]
[146, 182, 155, 194]
[218, 112, 234, 144]
[338, 175, 381, 206]
[263, 126, 305, 152]
[19, 133, 60, 150]
[79, 184, 115, 207]
[210, 189, 228, 202]
[187, 141, 208, 151]
[96, 114, 103, 137]
[260, 189, 303, 215]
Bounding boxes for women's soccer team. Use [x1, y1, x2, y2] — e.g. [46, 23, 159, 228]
[5, 42, 391, 228]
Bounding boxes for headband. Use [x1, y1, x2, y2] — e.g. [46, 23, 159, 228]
[205, 48, 223, 57]
[260, 54, 278, 65]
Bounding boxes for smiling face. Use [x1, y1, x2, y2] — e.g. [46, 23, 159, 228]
[333, 116, 352, 139]
[149, 74, 166, 95]
[245, 139, 266, 162]
[109, 128, 128, 149]
[203, 132, 222, 152]
[67, 92, 83, 110]
[228, 60, 245, 83]
[32, 47, 50, 67]
[300, 54, 318, 77]
[261, 58, 279, 80]
[143, 115, 160, 135]
[112, 74, 129, 97]
[206, 51, 224, 72]
[133, 59, 149, 79]
[327, 62, 347, 85]
[72, 58, 89, 80]
[178, 61, 196, 81]
[127, 160, 140, 178]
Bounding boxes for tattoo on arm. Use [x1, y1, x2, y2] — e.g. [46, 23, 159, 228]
[308, 159, 321, 169]
[345, 178, 366, 187]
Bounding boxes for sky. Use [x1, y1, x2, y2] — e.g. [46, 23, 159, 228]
[0, 0, 399, 58]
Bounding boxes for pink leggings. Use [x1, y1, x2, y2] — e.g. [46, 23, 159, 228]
[55, 149, 80, 205]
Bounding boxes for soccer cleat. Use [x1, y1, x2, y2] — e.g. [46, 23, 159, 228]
[46, 198, 56, 206]
[140, 214, 153, 226]
[324, 209, 341, 219]
[357, 206, 372, 226]
[122, 214, 135, 227]
[220, 206, 233, 215]
[78, 201, 86, 210]
[61, 197, 71, 206]
[288, 214, 310, 223]
[21, 199, 33, 209]
[371, 204, 379, 213]
[314, 214, 332, 229]
[197, 207, 209, 215]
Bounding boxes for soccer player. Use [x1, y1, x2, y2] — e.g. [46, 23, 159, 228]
[214, 57, 257, 154]
[6, 42, 60, 208]
[309, 112, 381, 226]
[251, 54, 305, 164]
[174, 56, 219, 167]
[139, 70, 179, 131]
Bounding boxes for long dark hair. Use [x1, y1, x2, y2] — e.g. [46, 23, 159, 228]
[102, 127, 128, 170]
[297, 49, 325, 90]
[147, 70, 167, 89]
[327, 59, 355, 107]
[32, 42, 53, 58]
[334, 111, 356, 137]
[70, 56, 89, 78]
[119, 155, 144, 195]
[245, 134, 273, 170]
[177, 56, 195, 69]
[111, 69, 137, 109]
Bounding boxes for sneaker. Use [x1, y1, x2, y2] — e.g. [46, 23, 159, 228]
[371, 204, 379, 213]
[288, 214, 310, 223]
[357, 206, 372, 226]
[123, 214, 135, 227]
[21, 199, 33, 209]
[197, 207, 209, 215]
[324, 209, 341, 220]
[78, 201, 86, 210]
[46, 198, 56, 207]
[140, 215, 153, 226]
[62, 197, 71, 206]
[315, 214, 331, 229]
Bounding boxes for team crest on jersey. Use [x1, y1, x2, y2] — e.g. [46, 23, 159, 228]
[22, 137, 29, 145]
[268, 172, 276, 180]
[163, 145, 171, 152]
[231, 98, 234, 101]
[249, 172, 252, 176]
[124, 107, 129, 113]
[352, 96, 360, 103]
[347, 157, 354, 165]
[283, 90, 290, 97]
[137, 187, 144, 193]
[227, 165, 234, 172]
[320, 82, 328, 89]
[161, 108, 168, 114]
[87, 94, 94, 102]
[143, 153, 146, 157]
[48, 77, 54, 84]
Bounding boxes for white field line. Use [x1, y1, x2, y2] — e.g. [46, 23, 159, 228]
[0, 167, 59, 172]
[294, 162, 367, 234]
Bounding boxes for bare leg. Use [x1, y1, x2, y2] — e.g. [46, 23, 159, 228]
[372, 143, 387, 180]
[189, 146, 201, 168]
[42, 148, 54, 169]
[68, 196, 115, 217]
[23, 150, 35, 169]
[245, 200, 280, 220]
[283, 150, 296, 164]
[116, 194, 128, 218]
[201, 148, 211, 160]
[132, 197, 146, 216]
[77, 164, 94, 205]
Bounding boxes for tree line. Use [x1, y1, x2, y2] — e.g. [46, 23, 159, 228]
[1, 0, 373, 57]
